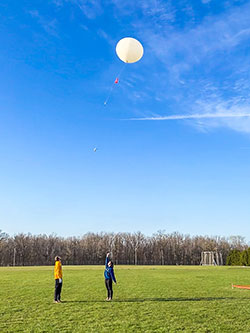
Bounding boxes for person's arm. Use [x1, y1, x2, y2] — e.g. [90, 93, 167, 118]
[105, 253, 110, 268]
[54, 261, 60, 279]
[110, 268, 116, 283]
[58, 261, 62, 280]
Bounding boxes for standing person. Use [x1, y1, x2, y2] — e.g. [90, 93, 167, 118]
[54, 256, 63, 303]
[104, 252, 117, 301]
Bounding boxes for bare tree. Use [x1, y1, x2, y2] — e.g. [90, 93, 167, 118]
[0, 231, 246, 266]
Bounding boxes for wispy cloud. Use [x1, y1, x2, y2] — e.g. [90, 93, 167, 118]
[130, 100, 250, 133]
[142, 3, 250, 73]
[63, 0, 102, 19]
[131, 113, 250, 120]
[52, 0, 63, 7]
[28, 10, 58, 36]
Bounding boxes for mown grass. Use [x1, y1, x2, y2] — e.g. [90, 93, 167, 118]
[1, 265, 250, 332]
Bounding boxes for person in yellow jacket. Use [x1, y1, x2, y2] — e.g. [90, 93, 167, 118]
[54, 256, 63, 303]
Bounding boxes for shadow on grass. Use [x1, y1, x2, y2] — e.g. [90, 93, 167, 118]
[62, 296, 240, 304]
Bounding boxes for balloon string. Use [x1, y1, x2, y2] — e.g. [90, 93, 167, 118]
[104, 85, 115, 106]
[104, 63, 126, 106]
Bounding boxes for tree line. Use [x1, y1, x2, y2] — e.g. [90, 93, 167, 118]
[226, 248, 250, 266]
[0, 230, 247, 266]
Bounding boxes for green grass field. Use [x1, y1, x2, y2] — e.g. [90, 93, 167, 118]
[1, 265, 250, 332]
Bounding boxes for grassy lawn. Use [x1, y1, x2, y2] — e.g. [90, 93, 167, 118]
[0, 265, 250, 332]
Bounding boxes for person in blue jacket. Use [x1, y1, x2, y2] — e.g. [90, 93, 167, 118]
[104, 252, 117, 301]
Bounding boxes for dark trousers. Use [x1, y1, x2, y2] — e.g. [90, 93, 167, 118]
[105, 278, 113, 299]
[54, 279, 62, 301]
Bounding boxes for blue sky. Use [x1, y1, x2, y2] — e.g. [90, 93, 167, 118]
[1, 0, 250, 240]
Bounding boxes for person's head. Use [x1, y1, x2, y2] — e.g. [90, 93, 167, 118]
[55, 256, 61, 262]
[108, 261, 113, 267]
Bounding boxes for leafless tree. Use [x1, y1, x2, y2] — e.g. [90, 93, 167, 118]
[0, 229, 245, 266]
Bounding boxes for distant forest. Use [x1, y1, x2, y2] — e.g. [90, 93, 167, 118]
[0, 230, 247, 266]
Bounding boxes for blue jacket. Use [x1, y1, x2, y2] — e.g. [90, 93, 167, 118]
[104, 256, 116, 282]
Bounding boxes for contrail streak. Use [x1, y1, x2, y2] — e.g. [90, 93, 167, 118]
[130, 112, 250, 120]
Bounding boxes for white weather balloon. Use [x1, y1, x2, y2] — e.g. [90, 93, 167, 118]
[116, 37, 144, 64]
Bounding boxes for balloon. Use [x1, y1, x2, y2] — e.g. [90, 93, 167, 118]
[116, 37, 144, 64]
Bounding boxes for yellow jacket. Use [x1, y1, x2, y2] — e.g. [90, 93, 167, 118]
[54, 260, 62, 279]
